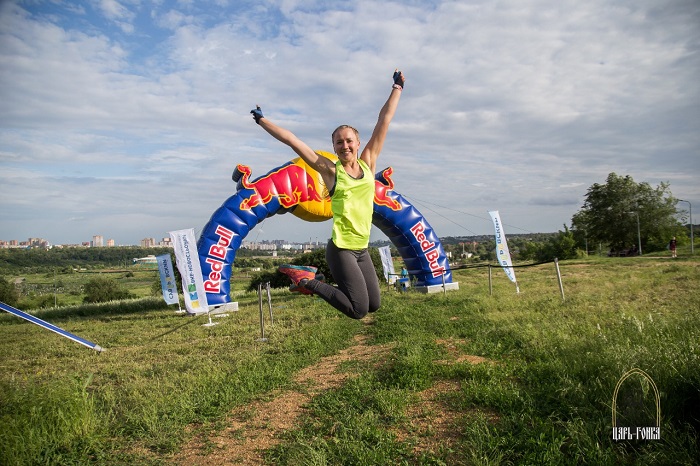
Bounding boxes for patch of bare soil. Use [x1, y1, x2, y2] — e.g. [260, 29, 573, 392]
[392, 339, 498, 461]
[172, 334, 496, 465]
[435, 338, 492, 366]
[173, 327, 392, 466]
[396, 380, 465, 455]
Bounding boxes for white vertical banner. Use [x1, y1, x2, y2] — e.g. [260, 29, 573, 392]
[169, 228, 209, 314]
[156, 253, 180, 305]
[378, 245, 396, 283]
[488, 210, 520, 293]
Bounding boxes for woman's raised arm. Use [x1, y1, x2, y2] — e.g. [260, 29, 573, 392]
[251, 106, 336, 179]
[360, 69, 405, 173]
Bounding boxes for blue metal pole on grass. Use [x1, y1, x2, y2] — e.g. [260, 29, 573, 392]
[0, 301, 104, 352]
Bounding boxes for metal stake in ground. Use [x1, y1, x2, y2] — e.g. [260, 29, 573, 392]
[257, 282, 267, 342]
[266, 281, 274, 326]
[488, 265, 493, 296]
[554, 258, 565, 301]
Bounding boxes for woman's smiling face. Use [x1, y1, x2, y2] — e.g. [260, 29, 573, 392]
[332, 126, 360, 162]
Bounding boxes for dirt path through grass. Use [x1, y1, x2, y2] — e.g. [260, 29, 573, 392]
[174, 322, 490, 465]
[174, 317, 392, 465]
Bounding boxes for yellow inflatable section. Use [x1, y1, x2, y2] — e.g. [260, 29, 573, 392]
[290, 150, 337, 222]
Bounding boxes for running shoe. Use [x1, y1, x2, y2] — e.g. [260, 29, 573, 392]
[278, 264, 317, 286]
[289, 283, 314, 295]
[288, 272, 324, 295]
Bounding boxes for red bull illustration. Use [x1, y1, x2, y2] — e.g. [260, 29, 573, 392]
[237, 163, 324, 211]
[197, 152, 454, 307]
[374, 167, 402, 211]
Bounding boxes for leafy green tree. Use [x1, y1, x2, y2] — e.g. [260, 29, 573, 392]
[520, 226, 582, 262]
[0, 276, 19, 306]
[477, 240, 496, 261]
[151, 278, 164, 297]
[83, 277, 133, 303]
[571, 173, 684, 254]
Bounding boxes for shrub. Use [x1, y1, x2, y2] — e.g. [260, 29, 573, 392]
[18, 294, 58, 310]
[0, 276, 19, 306]
[83, 277, 133, 303]
[522, 226, 579, 262]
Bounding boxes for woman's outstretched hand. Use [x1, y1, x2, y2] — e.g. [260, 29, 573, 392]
[250, 105, 264, 124]
[392, 69, 405, 90]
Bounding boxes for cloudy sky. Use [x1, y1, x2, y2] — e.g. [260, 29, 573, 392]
[1, 0, 698, 246]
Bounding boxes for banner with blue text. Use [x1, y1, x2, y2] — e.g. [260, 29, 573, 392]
[169, 228, 209, 314]
[488, 210, 519, 292]
[156, 253, 180, 305]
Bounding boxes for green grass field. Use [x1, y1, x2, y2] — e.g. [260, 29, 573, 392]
[9, 267, 160, 308]
[1, 256, 698, 465]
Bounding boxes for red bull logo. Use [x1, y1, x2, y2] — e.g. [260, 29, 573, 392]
[236, 157, 402, 218]
[410, 220, 445, 278]
[374, 167, 402, 211]
[237, 163, 324, 211]
[203, 225, 234, 294]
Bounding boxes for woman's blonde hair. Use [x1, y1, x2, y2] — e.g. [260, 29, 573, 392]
[331, 125, 360, 144]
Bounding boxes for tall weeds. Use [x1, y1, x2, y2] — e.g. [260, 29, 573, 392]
[1, 258, 698, 465]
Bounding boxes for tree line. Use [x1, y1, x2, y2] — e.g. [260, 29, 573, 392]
[0, 246, 173, 273]
[444, 172, 691, 261]
[1, 172, 692, 308]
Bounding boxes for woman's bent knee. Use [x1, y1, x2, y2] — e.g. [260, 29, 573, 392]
[348, 307, 369, 319]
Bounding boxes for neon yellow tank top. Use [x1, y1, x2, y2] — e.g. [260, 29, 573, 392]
[331, 159, 375, 249]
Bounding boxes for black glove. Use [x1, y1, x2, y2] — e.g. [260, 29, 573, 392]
[392, 69, 405, 90]
[250, 105, 264, 124]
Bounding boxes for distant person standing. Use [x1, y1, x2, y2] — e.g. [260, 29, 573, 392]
[670, 237, 677, 258]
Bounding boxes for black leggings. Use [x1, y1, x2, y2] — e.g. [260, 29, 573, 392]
[304, 239, 381, 319]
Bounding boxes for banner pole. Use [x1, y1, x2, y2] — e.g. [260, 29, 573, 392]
[1, 301, 103, 352]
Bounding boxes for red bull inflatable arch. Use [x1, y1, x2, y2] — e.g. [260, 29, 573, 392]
[197, 151, 455, 307]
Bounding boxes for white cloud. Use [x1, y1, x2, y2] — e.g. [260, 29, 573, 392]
[154, 8, 195, 30]
[98, 0, 134, 22]
[0, 0, 698, 245]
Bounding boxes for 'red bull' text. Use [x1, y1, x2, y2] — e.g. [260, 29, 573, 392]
[204, 225, 234, 293]
[410, 221, 445, 278]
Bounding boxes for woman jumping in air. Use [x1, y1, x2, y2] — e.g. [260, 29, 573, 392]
[250, 69, 405, 319]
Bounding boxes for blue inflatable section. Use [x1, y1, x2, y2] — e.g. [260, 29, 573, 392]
[372, 168, 452, 286]
[197, 161, 453, 307]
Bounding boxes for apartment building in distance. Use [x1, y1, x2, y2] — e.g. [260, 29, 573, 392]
[0, 238, 50, 249]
